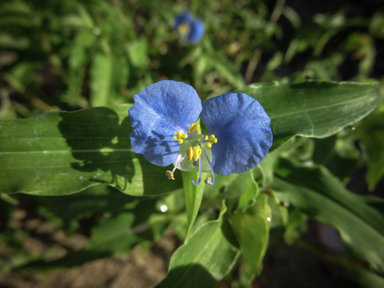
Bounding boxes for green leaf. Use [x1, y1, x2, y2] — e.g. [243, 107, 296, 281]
[237, 81, 380, 143]
[283, 208, 308, 244]
[0, 33, 30, 50]
[90, 52, 113, 107]
[125, 39, 148, 69]
[231, 193, 270, 280]
[182, 171, 205, 241]
[348, 267, 384, 288]
[312, 136, 359, 182]
[267, 190, 288, 245]
[272, 158, 384, 275]
[354, 108, 384, 189]
[65, 32, 95, 106]
[0, 104, 182, 196]
[233, 173, 258, 213]
[109, 54, 129, 104]
[259, 137, 295, 188]
[156, 204, 240, 288]
[202, 51, 245, 89]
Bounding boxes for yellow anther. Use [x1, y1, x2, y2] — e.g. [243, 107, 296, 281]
[189, 123, 201, 134]
[178, 23, 189, 35]
[166, 170, 175, 180]
[205, 134, 218, 148]
[173, 131, 188, 144]
[186, 145, 202, 162]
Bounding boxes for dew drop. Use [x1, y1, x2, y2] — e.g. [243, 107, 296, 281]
[267, 217, 271, 222]
[160, 205, 168, 212]
[344, 126, 356, 134]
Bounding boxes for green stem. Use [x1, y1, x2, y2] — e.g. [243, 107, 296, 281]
[182, 171, 205, 242]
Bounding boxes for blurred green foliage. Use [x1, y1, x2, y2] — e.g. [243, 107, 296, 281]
[1, 0, 384, 287]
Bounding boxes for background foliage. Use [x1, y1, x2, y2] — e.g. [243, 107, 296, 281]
[1, 0, 384, 287]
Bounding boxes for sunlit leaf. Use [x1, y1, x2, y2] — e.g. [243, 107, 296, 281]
[237, 81, 380, 144]
[231, 193, 270, 280]
[0, 104, 182, 196]
[156, 204, 240, 288]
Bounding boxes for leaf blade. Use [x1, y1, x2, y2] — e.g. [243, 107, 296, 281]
[0, 104, 182, 196]
[237, 81, 380, 141]
[272, 158, 384, 275]
[156, 204, 239, 288]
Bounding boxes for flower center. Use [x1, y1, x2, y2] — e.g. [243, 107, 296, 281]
[186, 146, 202, 162]
[177, 22, 190, 36]
[166, 123, 217, 185]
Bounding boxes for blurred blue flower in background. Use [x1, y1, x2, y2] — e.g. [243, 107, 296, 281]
[174, 12, 204, 44]
[129, 80, 272, 185]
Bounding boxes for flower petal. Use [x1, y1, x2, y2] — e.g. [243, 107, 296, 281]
[174, 12, 192, 30]
[129, 80, 202, 166]
[187, 19, 204, 44]
[200, 93, 272, 176]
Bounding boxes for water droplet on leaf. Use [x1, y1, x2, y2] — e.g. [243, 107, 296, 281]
[344, 126, 356, 134]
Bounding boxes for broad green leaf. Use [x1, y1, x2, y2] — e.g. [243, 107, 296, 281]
[312, 136, 359, 182]
[233, 173, 258, 213]
[20, 197, 170, 270]
[259, 137, 295, 188]
[156, 204, 240, 288]
[283, 208, 308, 244]
[354, 108, 384, 189]
[182, 171, 205, 241]
[231, 193, 270, 280]
[267, 190, 288, 245]
[237, 81, 380, 143]
[203, 173, 240, 199]
[222, 171, 252, 199]
[0, 104, 182, 196]
[90, 52, 113, 107]
[349, 267, 384, 288]
[272, 158, 384, 275]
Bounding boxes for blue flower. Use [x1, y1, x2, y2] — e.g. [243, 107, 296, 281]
[129, 80, 272, 185]
[174, 12, 204, 44]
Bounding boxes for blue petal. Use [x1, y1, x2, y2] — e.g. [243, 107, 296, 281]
[174, 11, 192, 30]
[187, 19, 204, 44]
[129, 80, 202, 167]
[200, 93, 272, 176]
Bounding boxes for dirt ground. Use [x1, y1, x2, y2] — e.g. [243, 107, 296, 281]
[0, 233, 178, 288]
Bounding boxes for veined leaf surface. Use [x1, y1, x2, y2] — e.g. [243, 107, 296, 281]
[0, 104, 182, 196]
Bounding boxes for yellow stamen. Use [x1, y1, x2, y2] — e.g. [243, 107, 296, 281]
[189, 123, 201, 134]
[186, 145, 202, 162]
[166, 170, 175, 180]
[178, 23, 189, 35]
[173, 131, 188, 144]
[205, 134, 218, 148]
